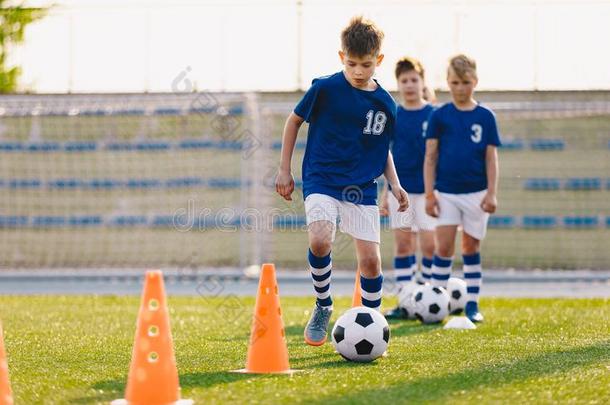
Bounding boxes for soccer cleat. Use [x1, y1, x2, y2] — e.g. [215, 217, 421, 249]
[304, 303, 333, 346]
[383, 306, 409, 320]
[465, 301, 484, 323]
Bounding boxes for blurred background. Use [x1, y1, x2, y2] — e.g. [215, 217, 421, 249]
[0, 0, 609, 273]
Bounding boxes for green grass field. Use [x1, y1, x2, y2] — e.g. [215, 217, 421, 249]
[1, 296, 608, 404]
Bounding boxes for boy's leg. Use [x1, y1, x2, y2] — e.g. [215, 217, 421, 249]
[459, 190, 489, 322]
[412, 194, 437, 284]
[431, 225, 457, 288]
[304, 194, 338, 346]
[431, 192, 461, 288]
[384, 228, 416, 319]
[393, 228, 417, 288]
[354, 238, 383, 311]
[418, 230, 435, 284]
[462, 233, 483, 322]
[337, 199, 383, 311]
[387, 191, 417, 289]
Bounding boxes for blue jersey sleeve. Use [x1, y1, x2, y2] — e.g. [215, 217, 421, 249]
[294, 79, 322, 123]
[424, 108, 442, 139]
[486, 111, 501, 146]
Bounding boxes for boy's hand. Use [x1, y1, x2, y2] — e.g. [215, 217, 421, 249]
[390, 184, 409, 212]
[425, 193, 439, 218]
[275, 169, 295, 201]
[480, 192, 497, 213]
[379, 191, 389, 216]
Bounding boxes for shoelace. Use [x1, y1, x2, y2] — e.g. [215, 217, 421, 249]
[311, 307, 328, 329]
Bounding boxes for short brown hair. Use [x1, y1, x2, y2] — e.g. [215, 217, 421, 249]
[448, 54, 477, 80]
[341, 16, 384, 57]
[395, 56, 425, 80]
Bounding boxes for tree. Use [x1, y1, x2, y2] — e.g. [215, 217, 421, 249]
[0, 1, 49, 93]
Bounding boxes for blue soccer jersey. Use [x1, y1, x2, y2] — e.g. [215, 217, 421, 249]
[294, 71, 397, 205]
[425, 103, 501, 194]
[392, 104, 435, 193]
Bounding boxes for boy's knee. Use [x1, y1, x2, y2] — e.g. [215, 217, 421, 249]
[359, 254, 381, 277]
[436, 243, 453, 258]
[309, 239, 331, 257]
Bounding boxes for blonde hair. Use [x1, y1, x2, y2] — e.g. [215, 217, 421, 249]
[448, 54, 477, 80]
[341, 16, 384, 57]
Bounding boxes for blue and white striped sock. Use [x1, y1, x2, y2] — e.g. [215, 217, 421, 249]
[394, 255, 415, 288]
[308, 249, 332, 309]
[463, 253, 482, 304]
[421, 256, 433, 283]
[431, 255, 452, 288]
[360, 274, 383, 311]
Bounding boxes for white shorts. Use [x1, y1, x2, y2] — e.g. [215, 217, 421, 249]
[304, 193, 380, 244]
[437, 190, 490, 240]
[387, 192, 436, 231]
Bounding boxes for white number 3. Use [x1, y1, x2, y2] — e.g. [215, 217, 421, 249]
[471, 124, 483, 143]
[363, 110, 387, 136]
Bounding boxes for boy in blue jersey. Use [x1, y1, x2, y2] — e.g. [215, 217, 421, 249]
[380, 57, 438, 320]
[275, 16, 409, 346]
[424, 54, 500, 323]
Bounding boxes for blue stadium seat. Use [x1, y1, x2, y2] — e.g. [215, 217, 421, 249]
[27, 142, 61, 152]
[87, 179, 124, 189]
[488, 216, 516, 228]
[112, 108, 145, 116]
[207, 177, 242, 188]
[32, 216, 66, 227]
[563, 216, 598, 229]
[126, 179, 162, 189]
[48, 179, 85, 189]
[273, 216, 307, 227]
[178, 139, 214, 149]
[500, 138, 525, 150]
[153, 107, 182, 116]
[564, 178, 601, 191]
[606, 217, 610, 228]
[105, 142, 136, 151]
[0, 216, 28, 227]
[522, 215, 557, 229]
[165, 177, 205, 188]
[189, 106, 217, 114]
[214, 140, 243, 151]
[135, 141, 171, 151]
[524, 178, 561, 191]
[64, 141, 97, 152]
[80, 109, 107, 116]
[227, 105, 244, 115]
[68, 216, 103, 227]
[529, 139, 565, 151]
[108, 215, 148, 227]
[0, 142, 24, 151]
[9, 179, 41, 189]
[151, 215, 175, 227]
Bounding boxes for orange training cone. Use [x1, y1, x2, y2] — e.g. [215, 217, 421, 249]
[112, 270, 192, 405]
[0, 322, 13, 405]
[352, 270, 362, 307]
[233, 263, 297, 374]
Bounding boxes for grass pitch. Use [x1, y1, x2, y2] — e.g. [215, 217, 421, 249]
[1, 296, 608, 404]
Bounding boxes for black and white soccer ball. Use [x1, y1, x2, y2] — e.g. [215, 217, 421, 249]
[413, 284, 450, 324]
[447, 277, 468, 315]
[397, 282, 420, 320]
[331, 306, 390, 362]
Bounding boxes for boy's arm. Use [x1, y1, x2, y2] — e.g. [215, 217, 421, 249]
[384, 152, 409, 212]
[481, 145, 499, 213]
[424, 139, 439, 218]
[275, 112, 305, 201]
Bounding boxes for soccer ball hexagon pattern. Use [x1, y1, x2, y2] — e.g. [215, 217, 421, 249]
[447, 277, 468, 314]
[331, 306, 390, 362]
[397, 282, 420, 320]
[413, 284, 450, 324]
